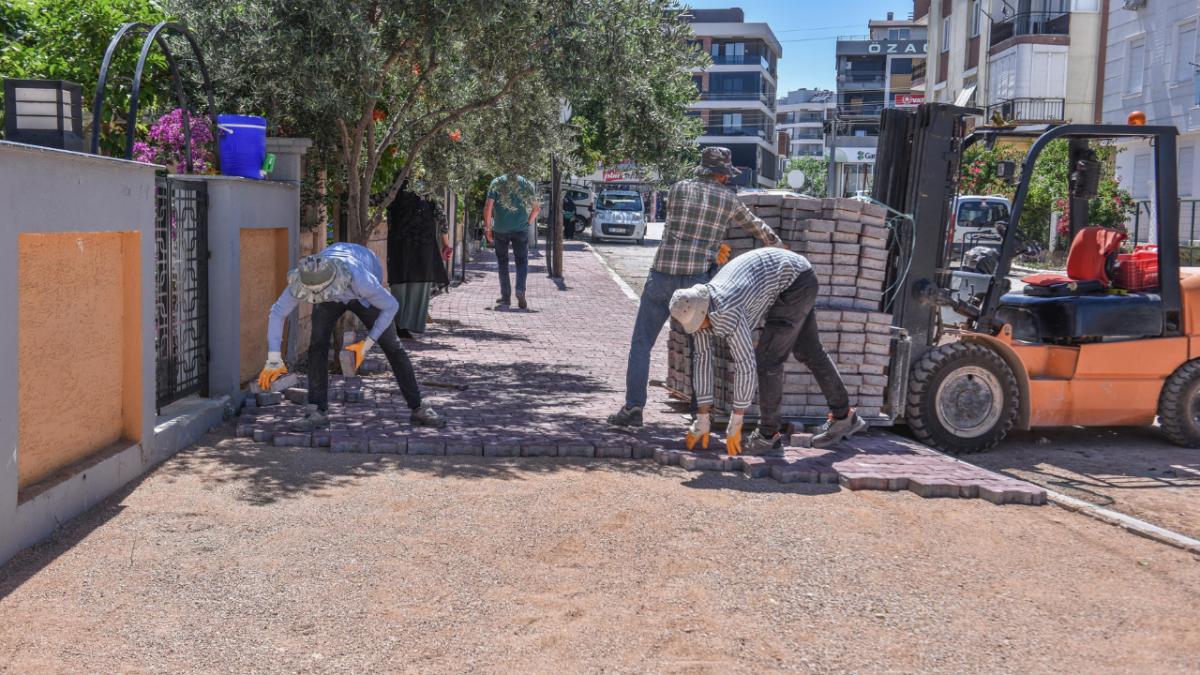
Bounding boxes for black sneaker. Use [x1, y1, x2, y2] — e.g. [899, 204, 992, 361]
[811, 411, 867, 448]
[496, 296, 511, 306]
[516, 291, 528, 310]
[742, 429, 785, 456]
[606, 405, 643, 427]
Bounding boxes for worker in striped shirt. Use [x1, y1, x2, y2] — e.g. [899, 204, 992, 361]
[607, 146, 781, 428]
[669, 247, 866, 455]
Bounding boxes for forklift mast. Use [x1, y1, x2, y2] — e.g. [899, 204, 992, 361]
[872, 103, 976, 363]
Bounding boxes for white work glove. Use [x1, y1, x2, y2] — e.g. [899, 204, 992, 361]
[686, 413, 711, 450]
[726, 411, 745, 456]
[258, 351, 287, 390]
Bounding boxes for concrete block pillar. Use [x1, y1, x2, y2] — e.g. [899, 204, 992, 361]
[265, 137, 312, 186]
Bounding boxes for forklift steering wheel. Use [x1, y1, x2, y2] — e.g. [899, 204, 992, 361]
[994, 221, 1042, 258]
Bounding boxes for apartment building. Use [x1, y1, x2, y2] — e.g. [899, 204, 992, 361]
[777, 88, 834, 159]
[1102, 0, 1199, 237]
[686, 8, 784, 187]
[915, 0, 1105, 123]
[831, 12, 928, 196]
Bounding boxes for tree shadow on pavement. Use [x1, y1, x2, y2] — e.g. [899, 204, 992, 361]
[679, 471, 842, 496]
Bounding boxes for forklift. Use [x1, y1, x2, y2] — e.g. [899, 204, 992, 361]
[873, 103, 1193, 454]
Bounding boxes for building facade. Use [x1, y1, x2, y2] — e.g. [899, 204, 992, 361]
[1102, 0, 1199, 239]
[915, 0, 1105, 123]
[776, 88, 834, 159]
[831, 12, 928, 196]
[687, 8, 784, 187]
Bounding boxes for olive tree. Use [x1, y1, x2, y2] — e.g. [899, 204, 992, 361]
[175, 0, 705, 244]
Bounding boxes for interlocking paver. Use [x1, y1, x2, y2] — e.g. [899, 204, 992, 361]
[235, 242, 1044, 505]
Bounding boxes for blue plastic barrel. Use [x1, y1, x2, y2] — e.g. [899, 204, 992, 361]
[217, 114, 267, 179]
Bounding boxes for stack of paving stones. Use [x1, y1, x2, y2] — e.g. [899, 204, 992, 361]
[234, 241, 1043, 506]
[655, 429, 1047, 505]
[666, 194, 894, 420]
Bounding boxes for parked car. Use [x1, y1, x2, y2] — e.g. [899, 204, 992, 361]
[950, 194, 1012, 257]
[590, 190, 647, 244]
[537, 182, 594, 233]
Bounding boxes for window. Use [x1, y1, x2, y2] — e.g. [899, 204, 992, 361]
[722, 113, 743, 133]
[1132, 152, 1152, 199]
[1072, 0, 1099, 11]
[1176, 21, 1198, 84]
[942, 16, 951, 52]
[971, 1, 981, 37]
[1181, 145, 1195, 197]
[888, 28, 911, 40]
[1127, 38, 1146, 95]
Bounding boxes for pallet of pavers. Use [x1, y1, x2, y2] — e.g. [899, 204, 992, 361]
[665, 194, 894, 423]
[655, 429, 1047, 505]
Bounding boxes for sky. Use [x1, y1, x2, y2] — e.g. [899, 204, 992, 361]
[686, 0, 917, 93]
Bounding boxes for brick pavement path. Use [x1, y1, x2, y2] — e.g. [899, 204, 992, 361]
[237, 242, 1045, 504]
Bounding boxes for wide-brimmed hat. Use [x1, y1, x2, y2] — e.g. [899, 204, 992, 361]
[287, 254, 352, 304]
[694, 146, 742, 177]
[670, 285, 711, 334]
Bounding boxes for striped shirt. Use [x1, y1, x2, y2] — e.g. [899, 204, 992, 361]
[693, 248, 813, 410]
[653, 176, 780, 275]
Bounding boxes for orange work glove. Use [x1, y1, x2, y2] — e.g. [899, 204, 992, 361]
[258, 352, 287, 391]
[686, 414, 711, 451]
[725, 411, 744, 456]
[344, 338, 375, 371]
[717, 243, 732, 265]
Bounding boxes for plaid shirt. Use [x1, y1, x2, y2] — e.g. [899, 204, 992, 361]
[652, 176, 780, 276]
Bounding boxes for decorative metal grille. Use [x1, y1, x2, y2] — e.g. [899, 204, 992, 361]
[155, 177, 209, 410]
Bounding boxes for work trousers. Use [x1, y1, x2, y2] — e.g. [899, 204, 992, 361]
[308, 300, 422, 412]
[493, 230, 529, 300]
[756, 269, 851, 436]
[624, 269, 711, 409]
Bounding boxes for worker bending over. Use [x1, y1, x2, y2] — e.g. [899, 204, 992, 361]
[607, 146, 782, 427]
[258, 242, 447, 432]
[670, 247, 866, 455]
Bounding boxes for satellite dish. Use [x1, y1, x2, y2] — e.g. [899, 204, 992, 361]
[787, 169, 805, 188]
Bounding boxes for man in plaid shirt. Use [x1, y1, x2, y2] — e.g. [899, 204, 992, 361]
[608, 147, 782, 427]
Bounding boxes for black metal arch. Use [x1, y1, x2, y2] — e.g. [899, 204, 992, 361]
[91, 21, 218, 173]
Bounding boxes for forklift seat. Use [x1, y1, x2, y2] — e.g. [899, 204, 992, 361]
[1021, 226, 1128, 295]
[997, 291, 1163, 342]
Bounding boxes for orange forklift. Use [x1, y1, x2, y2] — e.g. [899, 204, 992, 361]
[872, 104, 1194, 454]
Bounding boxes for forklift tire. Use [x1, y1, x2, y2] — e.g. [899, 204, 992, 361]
[1157, 359, 1200, 448]
[905, 343, 1019, 455]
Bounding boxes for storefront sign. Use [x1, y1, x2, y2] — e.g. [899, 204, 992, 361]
[836, 39, 928, 56]
[895, 94, 924, 107]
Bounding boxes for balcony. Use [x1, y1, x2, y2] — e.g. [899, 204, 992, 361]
[698, 91, 773, 106]
[985, 97, 1065, 121]
[790, 129, 823, 140]
[700, 122, 776, 140]
[836, 102, 886, 117]
[839, 71, 886, 88]
[990, 11, 1071, 48]
[790, 146, 826, 157]
[710, 53, 774, 75]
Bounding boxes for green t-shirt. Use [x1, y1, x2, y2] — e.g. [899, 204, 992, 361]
[488, 175, 536, 233]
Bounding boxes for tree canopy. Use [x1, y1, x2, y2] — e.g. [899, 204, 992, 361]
[175, 0, 705, 243]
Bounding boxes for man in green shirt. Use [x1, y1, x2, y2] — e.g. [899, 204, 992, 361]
[484, 174, 540, 309]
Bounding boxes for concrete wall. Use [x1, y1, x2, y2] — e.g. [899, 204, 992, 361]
[239, 228, 290, 384]
[0, 141, 158, 566]
[203, 177, 299, 404]
[17, 232, 142, 489]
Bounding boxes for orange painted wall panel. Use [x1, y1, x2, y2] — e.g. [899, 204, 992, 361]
[17, 232, 142, 489]
[239, 228, 290, 386]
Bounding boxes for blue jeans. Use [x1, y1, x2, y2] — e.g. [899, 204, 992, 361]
[625, 269, 711, 409]
[493, 230, 529, 299]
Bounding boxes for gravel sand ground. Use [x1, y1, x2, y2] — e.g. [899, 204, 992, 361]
[2, 426, 1199, 674]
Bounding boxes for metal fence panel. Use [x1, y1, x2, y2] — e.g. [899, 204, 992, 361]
[154, 177, 209, 410]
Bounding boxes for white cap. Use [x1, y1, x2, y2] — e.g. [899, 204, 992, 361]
[670, 285, 711, 334]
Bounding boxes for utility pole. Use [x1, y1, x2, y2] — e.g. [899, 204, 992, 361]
[549, 153, 564, 278]
[826, 105, 839, 198]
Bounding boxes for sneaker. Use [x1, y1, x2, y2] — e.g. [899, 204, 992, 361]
[411, 403, 447, 428]
[606, 405, 643, 427]
[516, 291, 528, 310]
[742, 429, 785, 456]
[811, 411, 867, 448]
[291, 404, 329, 432]
[496, 297, 511, 306]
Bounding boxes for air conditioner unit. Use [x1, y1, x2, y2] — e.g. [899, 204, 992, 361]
[1122, 0, 1146, 10]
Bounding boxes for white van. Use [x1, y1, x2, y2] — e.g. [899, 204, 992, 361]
[950, 195, 1012, 256]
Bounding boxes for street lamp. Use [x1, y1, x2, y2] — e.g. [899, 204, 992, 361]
[3, 79, 84, 152]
